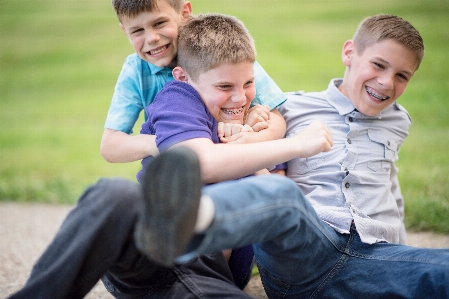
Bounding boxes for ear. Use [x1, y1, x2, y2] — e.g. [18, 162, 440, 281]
[172, 66, 189, 83]
[181, 1, 193, 22]
[342, 40, 355, 67]
[120, 23, 129, 38]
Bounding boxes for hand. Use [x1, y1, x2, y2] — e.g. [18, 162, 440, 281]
[218, 122, 254, 141]
[219, 125, 254, 143]
[244, 105, 270, 132]
[292, 121, 333, 158]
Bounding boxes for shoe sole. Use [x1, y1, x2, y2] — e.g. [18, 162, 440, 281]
[134, 146, 202, 267]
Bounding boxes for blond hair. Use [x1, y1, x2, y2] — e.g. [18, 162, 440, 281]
[112, 0, 184, 21]
[177, 13, 256, 81]
[353, 14, 424, 69]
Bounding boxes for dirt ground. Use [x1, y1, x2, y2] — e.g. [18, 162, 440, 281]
[1, 202, 448, 299]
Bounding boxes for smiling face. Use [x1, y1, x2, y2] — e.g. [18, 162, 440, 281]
[174, 61, 256, 124]
[338, 39, 419, 116]
[119, 1, 191, 68]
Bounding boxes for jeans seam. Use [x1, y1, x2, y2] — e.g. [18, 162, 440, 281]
[310, 230, 354, 298]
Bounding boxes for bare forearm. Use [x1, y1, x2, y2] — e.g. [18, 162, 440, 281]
[100, 129, 158, 163]
[178, 138, 303, 183]
[178, 121, 332, 183]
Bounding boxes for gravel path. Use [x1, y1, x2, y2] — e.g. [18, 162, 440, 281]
[1, 202, 448, 299]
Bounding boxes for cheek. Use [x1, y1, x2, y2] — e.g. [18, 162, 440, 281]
[247, 88, 256, 102]
[395, 83, 408, 98]
[164, 27, 179, 41]
[130, 37, 142, 49]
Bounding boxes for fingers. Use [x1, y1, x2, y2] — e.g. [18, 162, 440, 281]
[251, 121, 269, 132]
[220, 132, 244, 143]
[245, 105, 270, 127]
[241, 124, 255, 133]
[218, 122, 244, 138]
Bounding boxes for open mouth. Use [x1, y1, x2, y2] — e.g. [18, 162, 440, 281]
[221, 106, 245, 115]
[366, 86, 389, 101]
[147, 44, 169, 56]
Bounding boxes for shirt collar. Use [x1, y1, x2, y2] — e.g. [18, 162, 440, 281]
[148, 62, 173, 75]
[326, 79, 356, 116]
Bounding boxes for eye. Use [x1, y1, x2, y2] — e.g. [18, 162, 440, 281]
[154, 20, 167, 28]
[397, 73, 409, 81]
[132, 28, 144, 34]
[373, 62, 385, 69]
[244, 80, 254, 87]
[217, 84, 232, 90]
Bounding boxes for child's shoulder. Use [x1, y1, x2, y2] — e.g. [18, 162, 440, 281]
[390, 102, 412, 123]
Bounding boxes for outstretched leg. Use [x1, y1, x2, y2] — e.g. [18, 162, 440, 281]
[9, 178, 144, 299]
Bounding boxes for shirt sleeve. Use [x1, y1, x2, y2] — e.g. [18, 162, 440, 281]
[149, 82, 215, 152]
[252, 61, 287, 110]
[104, 55, 145, 134]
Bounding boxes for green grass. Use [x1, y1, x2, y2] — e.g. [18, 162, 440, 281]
[1, 0, 448, 233]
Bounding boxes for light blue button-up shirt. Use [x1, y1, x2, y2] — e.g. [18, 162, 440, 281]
[105, 53, 286, 134]
[279, 79, 411, 244]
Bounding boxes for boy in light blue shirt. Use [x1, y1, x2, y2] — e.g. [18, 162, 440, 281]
[101, 0, 287, 163]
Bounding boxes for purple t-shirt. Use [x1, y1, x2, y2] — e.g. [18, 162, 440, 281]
[137, 81, 219, 182]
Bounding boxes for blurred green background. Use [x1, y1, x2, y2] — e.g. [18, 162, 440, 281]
[0, 0, 448, 233]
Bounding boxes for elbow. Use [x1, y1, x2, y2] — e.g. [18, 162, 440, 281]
[200, 164, 219, 184]
[100, 141, 115, 163]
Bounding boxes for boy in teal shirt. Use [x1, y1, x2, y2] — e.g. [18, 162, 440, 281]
[101, 0, 287, 163]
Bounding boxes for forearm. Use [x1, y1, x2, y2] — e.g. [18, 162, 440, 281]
[100, 129, 158, 163]
[177, 138, 304, 183]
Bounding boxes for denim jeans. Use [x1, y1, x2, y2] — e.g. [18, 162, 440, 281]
[9, 178, 253, 299]
[181, 175, 449, 299]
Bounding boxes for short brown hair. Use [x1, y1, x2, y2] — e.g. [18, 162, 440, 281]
[177, 13, 256, 81]
[353, 14, 424, 69]
[112, 0, 184, 21]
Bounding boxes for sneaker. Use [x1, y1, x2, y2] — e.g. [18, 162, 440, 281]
[134, 146, 202, 267]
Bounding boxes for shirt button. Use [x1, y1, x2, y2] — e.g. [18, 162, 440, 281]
[345, 182, 350, 188]
[348, 117, 354, 122]
[387, 141, 391, 146]
[347, 138, 352, 144]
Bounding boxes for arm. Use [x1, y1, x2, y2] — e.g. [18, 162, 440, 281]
[176, 120, 332, 183]
[100, 129, 158, 163]
[101, 54, 164, 163]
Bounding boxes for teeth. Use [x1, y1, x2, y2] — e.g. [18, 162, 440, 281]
[366, 86, 388, 101]
[222, 107, 244, 115]
[149, 45, 168, 55]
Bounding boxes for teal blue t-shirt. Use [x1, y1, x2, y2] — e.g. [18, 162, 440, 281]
[105, 53, 286, 134]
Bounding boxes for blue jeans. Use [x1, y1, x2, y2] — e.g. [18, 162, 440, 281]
[9, 178, 253, 299]
[180, 175, 449, 299]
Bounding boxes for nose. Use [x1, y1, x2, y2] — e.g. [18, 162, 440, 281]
[231, 88, 247, 105]
[145, 29, 160, 44]
[378, 72, 394, 90]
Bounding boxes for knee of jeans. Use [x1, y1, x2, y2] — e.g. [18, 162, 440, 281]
[270, 175, 303, 197]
